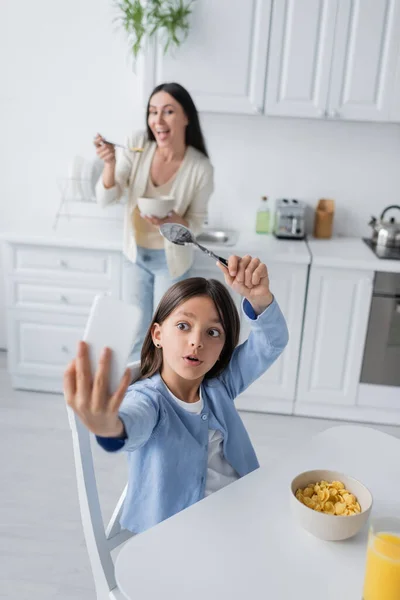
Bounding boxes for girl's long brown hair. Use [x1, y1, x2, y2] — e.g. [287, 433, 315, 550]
[140, 278, 240, 380]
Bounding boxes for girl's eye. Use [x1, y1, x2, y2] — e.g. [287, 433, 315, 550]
[164, 109, 174, 115]
[208, 328, 221, 338]
[177, 322, 189, 331]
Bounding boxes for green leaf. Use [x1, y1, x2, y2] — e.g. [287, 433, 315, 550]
[115, 0, 193, 59]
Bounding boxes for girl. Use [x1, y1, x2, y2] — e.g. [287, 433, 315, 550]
[64, 254, 289, 534]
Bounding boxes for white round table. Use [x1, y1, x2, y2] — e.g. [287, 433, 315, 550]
[115, 425, 400, 599]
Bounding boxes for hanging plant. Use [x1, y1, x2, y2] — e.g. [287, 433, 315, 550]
[115, 0, 194, 59]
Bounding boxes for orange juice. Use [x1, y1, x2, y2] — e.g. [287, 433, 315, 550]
[363, 531, 400, 600]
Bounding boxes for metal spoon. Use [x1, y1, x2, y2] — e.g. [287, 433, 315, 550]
[159, 223, 229, 268]
[100, 138, 144, 153]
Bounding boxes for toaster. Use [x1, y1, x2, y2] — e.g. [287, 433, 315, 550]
[274, 198, 306, 240]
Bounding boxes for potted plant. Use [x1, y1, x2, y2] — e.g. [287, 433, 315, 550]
[115, 0, 194, 59]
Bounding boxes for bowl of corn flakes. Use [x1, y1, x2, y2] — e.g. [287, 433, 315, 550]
[290, 470, 373, 541]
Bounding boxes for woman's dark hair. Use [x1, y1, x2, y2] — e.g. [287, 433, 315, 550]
[140, 278, 240, 380]
[146, 82, 209, 158]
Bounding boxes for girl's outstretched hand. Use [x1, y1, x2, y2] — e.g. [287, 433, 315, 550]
[217, 255, 273, 315]
[64, 342, 131, 437]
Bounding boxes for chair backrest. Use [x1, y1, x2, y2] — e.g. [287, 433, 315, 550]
[67, 361, 141, 600]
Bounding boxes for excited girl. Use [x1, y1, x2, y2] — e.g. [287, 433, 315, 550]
[64, 254, 288, 534]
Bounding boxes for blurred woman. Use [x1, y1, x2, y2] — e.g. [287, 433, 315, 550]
[94, 83, 214, 360]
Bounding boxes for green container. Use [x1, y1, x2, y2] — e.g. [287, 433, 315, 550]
[256, 196, 270, 234]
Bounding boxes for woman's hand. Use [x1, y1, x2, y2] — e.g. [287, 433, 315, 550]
[64, 341, 131, 437]
[141, 210, 188, 228]
[217, 255, 273, 315]
[93, 134, 116, 165]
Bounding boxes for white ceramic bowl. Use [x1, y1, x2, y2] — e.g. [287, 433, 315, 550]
[137, 196, 175, 219]
[290, 469, 373, 541]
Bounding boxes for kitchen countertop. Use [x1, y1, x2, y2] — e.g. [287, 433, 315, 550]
[0, 222, 124, 252]
[307, 236, 400, 273]
[1, 224, 312, 265]
[233, 232, 310, 264]
[4, 226, 400, 272]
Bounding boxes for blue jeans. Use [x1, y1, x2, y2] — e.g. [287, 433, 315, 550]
[122, 247, 191, 361]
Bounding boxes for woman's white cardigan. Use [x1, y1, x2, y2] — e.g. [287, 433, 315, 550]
[95, 131, 214, 278]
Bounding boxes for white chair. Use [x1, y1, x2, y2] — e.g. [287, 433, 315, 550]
[66, 361, 141, 600]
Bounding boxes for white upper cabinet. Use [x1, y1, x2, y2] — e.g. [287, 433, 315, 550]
[328, 0, 400, 121]
[389, 50, 400, 120]
[266, 0, 400, 121]
[141, 0, 400, 121]
[265, 0, 338, 118]
[141, 0, 272, 114]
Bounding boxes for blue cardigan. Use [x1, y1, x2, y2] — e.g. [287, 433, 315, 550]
[97, 298, 289, 533]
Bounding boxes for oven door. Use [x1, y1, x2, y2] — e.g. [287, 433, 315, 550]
[360, 295, 400, 386]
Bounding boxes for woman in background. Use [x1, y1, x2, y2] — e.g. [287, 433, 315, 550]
[94, 82, 214, 361]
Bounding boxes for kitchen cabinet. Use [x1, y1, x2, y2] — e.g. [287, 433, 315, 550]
[7, 310, 88, 393]
[295, 266, 373, 409]
[3, 236, 309, 400]
[266, 0, 400, 122]
[265, 0, 338, 118]
[141, 0, 400, 122]
[390, 52, 400, 120]
[328, 0, 400, 122]
[3, 241, 122, 393]
[193, 254, 310, 414]
[140, 0, 272, 114]
[234, 262, 309, 415]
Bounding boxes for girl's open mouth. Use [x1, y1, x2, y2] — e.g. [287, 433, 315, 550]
[183, 355, 203, 367]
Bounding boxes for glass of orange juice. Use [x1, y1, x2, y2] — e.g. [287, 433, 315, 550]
[363, 517, 400, 600]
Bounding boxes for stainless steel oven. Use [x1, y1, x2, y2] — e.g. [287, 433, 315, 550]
[361, 272, 400, 386]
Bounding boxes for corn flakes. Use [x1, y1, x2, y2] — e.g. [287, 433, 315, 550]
[295, 480, 361, 516]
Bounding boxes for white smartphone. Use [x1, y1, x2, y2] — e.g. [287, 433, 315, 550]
[83, 294, 141, 395]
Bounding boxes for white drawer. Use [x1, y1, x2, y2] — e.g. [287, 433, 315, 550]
[10, 282, 110, 313]
[7, 310, 87, 378]
[5, 243, 121, 287]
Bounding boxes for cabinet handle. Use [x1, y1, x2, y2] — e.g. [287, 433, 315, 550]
[59, 259, 68, 268]
[60, 295, 68, 303]
[61, 345, 69, 353]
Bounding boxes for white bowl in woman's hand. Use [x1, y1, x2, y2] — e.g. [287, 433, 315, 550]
[138, 196, 175, 219]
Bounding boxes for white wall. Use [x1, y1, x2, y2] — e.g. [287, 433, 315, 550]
[205, 114, 400, 235]
[2, 0, 400, 234]
[1, 0, 400, 346]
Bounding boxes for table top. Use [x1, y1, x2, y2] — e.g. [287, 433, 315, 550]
[115, 425, 400, 599]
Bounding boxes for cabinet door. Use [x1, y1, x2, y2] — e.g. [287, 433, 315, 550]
[7, 309, 87, 392]
[235, 263, 308, 412]
[140, 0, 272, 114]
[296, 267, 373, 407]
[265, 0, 338, 118]
[328, 0, 400, 121]
[389, 53, 400, 120]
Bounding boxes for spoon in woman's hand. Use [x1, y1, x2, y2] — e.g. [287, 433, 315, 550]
[159, 223, 229, 268]
[95, 135, 144, 153]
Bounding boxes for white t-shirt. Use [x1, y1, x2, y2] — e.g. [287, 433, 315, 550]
[165, 385, 239, 496]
